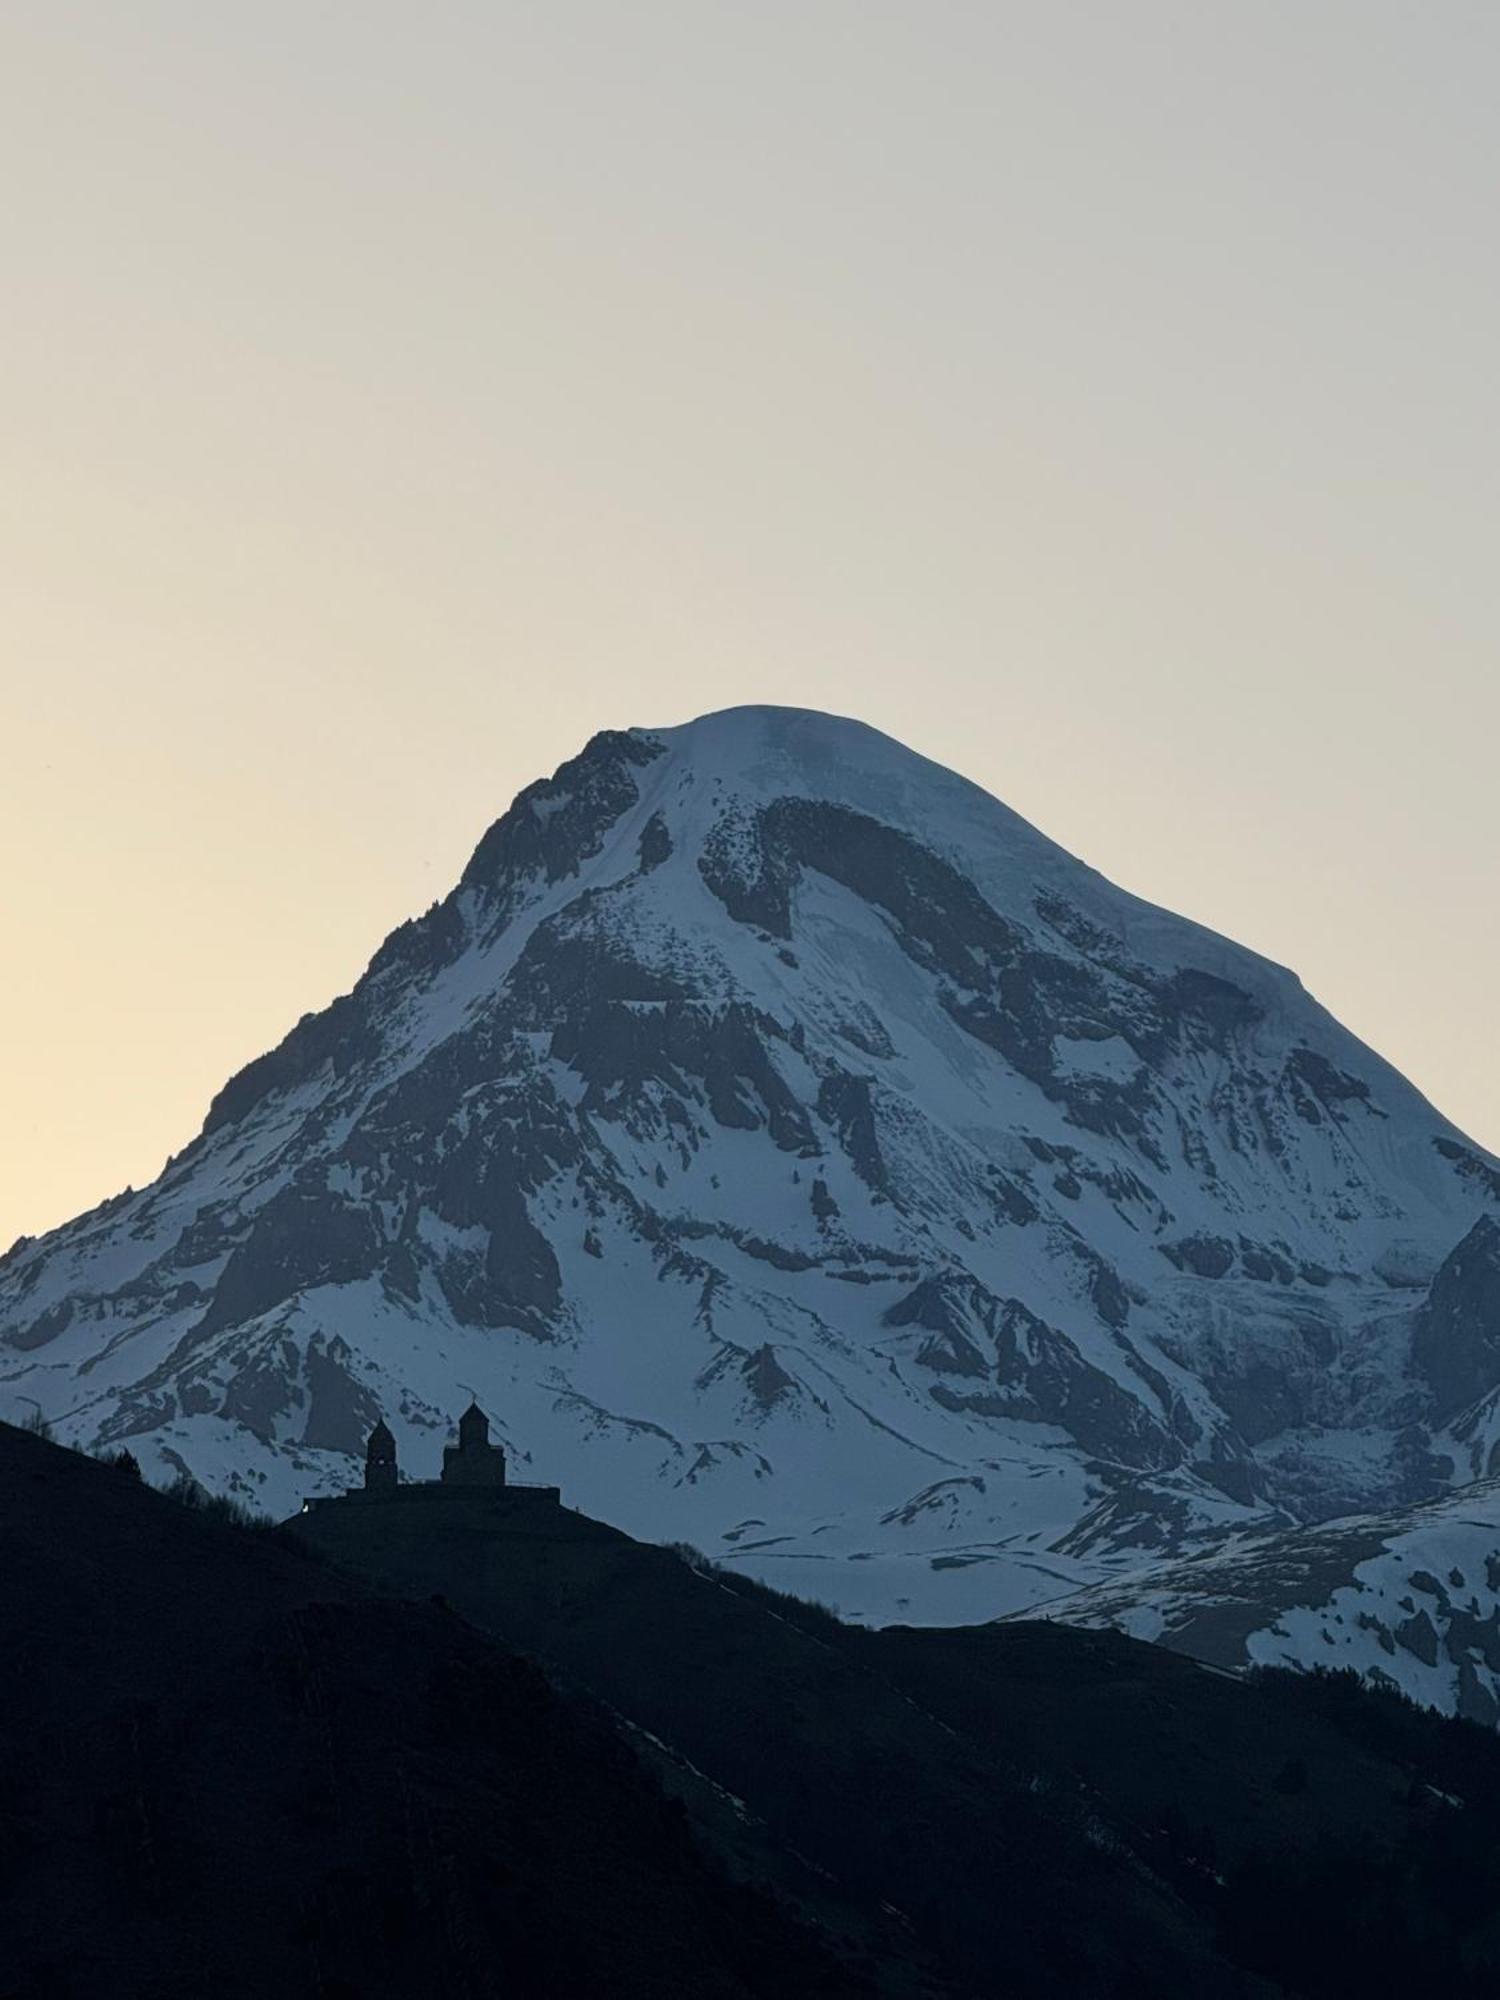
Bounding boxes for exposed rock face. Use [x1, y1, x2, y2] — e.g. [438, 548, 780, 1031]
[2, 704, 1497, 1683]
[1413, 1217, 1500, 1423]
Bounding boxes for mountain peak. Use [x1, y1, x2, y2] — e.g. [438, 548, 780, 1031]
[634, 702, 1066, 880]
[641, 703, 946, 784]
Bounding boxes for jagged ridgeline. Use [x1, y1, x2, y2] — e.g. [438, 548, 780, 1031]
[4, 706, 1498, 1704]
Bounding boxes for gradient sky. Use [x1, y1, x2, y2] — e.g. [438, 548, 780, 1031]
[4, 2, 1498, 1246]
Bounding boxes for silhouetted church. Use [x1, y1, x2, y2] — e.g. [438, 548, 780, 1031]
[301, 1401, 560, 1516]
[364, 1418, 398, 1492]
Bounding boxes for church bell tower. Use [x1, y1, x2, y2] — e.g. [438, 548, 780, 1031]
[364, 1419, 398, 1493]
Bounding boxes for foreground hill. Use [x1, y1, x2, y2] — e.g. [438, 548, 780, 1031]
[0, 1420, 880, 2000]
[11, 1415, 1500, 1997]
[290, 1469, 1500, 1998]
[4, 705, 1498, 1676]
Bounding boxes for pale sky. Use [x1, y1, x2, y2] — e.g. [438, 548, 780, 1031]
[3, 2, 1497, 1246]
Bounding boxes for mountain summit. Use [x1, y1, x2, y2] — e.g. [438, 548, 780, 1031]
[4, 706, 1497, 1646]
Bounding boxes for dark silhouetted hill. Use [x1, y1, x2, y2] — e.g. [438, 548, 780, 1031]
[11, 1410, 1500, 1999]
[0, 1420, 891, 2000]
[295, 1483, 1500, 1999]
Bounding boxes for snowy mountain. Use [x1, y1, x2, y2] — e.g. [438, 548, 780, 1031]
[3, 705, 1497, 1665]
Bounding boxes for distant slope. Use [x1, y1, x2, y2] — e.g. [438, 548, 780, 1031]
[4, 704, 1497, 1664]
[1012, 1467, 1500, 1722]
[0, 1420, 882, 2000]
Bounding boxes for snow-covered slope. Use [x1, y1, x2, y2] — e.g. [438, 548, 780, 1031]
[1018, 1471, 1500, 1724]
[3, 706, 1497, 1648]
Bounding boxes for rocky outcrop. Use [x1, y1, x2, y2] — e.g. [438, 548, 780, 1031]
[1413, 1217, 1500, 1421]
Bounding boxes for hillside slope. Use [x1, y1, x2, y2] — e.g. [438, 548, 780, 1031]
[0, 1419, 898, 2000]
[22, 1418, 1500, 1996]
[292, 1473, 1500, 1999]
